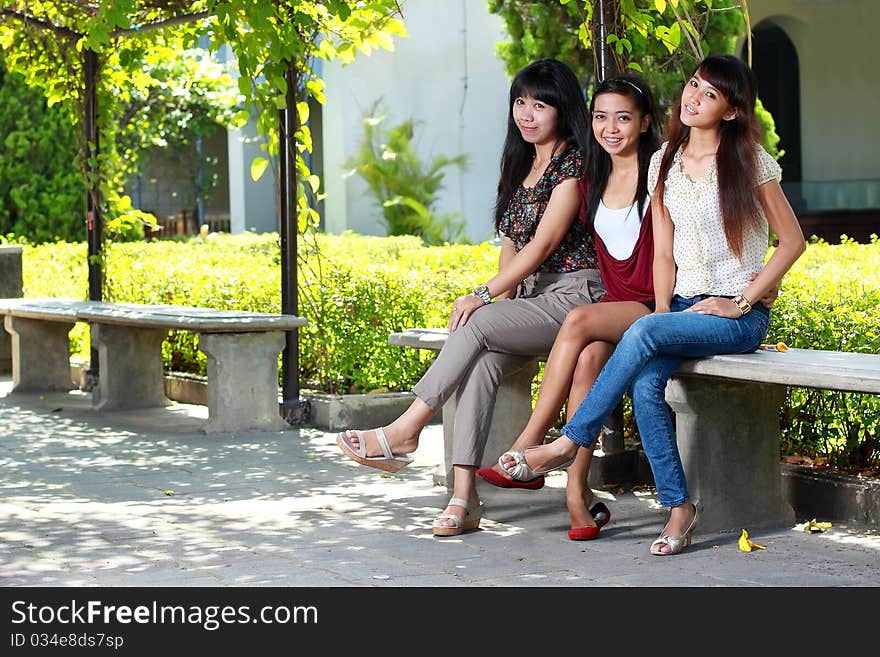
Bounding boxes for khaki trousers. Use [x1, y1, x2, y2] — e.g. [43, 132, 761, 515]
[412, 269, 605, 466]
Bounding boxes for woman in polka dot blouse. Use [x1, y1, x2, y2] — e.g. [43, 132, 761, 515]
[500, 55, 806, 556]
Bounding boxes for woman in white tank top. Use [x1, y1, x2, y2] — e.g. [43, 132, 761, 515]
[482, 75, 659, 541]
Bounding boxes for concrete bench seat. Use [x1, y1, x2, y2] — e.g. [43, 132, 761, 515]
[0, 298, 307, 433]
[390, 327, 880, 532]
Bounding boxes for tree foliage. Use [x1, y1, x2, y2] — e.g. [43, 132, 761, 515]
[0, 58, 84, 242]
[487, 0, 780, 157]
[0, 1, 406, 245]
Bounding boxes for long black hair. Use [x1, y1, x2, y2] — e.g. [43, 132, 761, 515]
[655, 54, 764, 259]
[493, 58, 590, 233]
[582, 74, 660, 229]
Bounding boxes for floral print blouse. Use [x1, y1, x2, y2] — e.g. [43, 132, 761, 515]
[498, 145, 598, 273]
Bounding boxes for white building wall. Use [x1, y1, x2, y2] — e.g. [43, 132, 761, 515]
[747, 0, 880, 182]
[322, 0, 510, 243]
[227, 122, 277, 234]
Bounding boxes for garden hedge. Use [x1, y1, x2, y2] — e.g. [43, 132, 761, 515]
[15, 231, 880, 470]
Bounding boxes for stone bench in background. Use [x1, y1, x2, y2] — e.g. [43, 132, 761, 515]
[0, 298, 307, 434]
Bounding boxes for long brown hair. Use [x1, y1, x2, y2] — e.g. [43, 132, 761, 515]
[654, 55, 764, 259]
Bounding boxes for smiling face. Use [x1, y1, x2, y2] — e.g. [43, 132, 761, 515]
[591, 92, 650, 157]
[512, 95, 559, 146]
[679, 71, 738, 129]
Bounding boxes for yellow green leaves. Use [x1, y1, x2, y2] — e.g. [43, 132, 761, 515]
[250, 157, 269, 183]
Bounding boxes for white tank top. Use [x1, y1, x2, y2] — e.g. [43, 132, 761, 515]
[593, 196, 649, 260]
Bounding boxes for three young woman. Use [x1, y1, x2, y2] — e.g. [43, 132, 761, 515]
[337, 58, 605, 536]
[499, 54, 806, 555]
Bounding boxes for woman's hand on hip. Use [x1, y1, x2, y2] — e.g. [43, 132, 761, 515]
[683, 296, 743, 318]
[748, 273, 780, 309]
[448, 294, 485, 331]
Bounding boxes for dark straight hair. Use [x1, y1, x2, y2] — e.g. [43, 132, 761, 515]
[493, 58, 590, 233]
[582, 74, 660, 230]
[654, 54, 764, 259]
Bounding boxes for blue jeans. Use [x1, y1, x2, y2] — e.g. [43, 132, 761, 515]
[561, 295, 770, 507]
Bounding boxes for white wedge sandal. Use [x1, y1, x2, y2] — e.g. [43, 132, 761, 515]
[432, 497, 483, 537]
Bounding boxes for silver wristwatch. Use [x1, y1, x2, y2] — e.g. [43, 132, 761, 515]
[473, 284, 492, 305]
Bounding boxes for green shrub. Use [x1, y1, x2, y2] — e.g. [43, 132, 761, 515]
[768, 235, 880, 471]
[0, 66, 84, 242]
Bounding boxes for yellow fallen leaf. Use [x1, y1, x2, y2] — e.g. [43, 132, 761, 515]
[739, 529, 766, 552]
[164, 489, 175, 496]
[759, 341, 789, 352]
[803, 519, 832, 534]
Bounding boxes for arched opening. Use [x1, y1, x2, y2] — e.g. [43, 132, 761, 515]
[750, 23, 802, 184]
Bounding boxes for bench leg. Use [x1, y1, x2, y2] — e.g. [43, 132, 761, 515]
[0, 320, 10, 374]
[436, 361, 538, 488]
[198, 331, 287, 433]
[4, 316, 76, 392]
[92, 323, 170, 411]
[665, 374, 795, 533]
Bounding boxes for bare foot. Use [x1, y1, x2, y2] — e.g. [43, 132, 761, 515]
[566, 488, 597, 529]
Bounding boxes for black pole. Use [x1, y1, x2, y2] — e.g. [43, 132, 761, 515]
[593, 0, 617, 82]
[83, 48, 102, 391]
[279, 60, 309, 425]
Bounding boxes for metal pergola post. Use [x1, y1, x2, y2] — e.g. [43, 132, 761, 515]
[279, 60, 309, 425]
[83, 47, 103, 390]
[593, 0, 617, 82]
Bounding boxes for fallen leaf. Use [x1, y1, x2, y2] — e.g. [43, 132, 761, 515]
[801, 519, 832, 534]
[759, 341, 789, 352]
[739, 528, 766, 552]
[163, 489, 175, 496]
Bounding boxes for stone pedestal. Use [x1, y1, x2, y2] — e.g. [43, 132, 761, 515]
[435, 361, 538, 487]
[91, 323, 171, 411]
[0, 246, 23, 373]
[199, 331, 287, 433]
[665, 374, 795, 533]
[4, 315, 75, 392]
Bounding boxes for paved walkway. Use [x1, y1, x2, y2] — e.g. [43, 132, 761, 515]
[2, 377, 879, 588]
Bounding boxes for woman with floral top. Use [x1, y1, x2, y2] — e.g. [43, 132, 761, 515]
[337, 58, 605, 536]
[500, 55, 806, 555]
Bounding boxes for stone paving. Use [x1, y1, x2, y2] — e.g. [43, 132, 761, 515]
[2, 377, 879, 588]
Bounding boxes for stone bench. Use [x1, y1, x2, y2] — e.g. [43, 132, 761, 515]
[390, 327, 880, 533]
[0, 298, 307, 433]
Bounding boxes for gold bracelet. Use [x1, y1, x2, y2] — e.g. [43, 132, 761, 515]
[732, 294, 752, 316]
